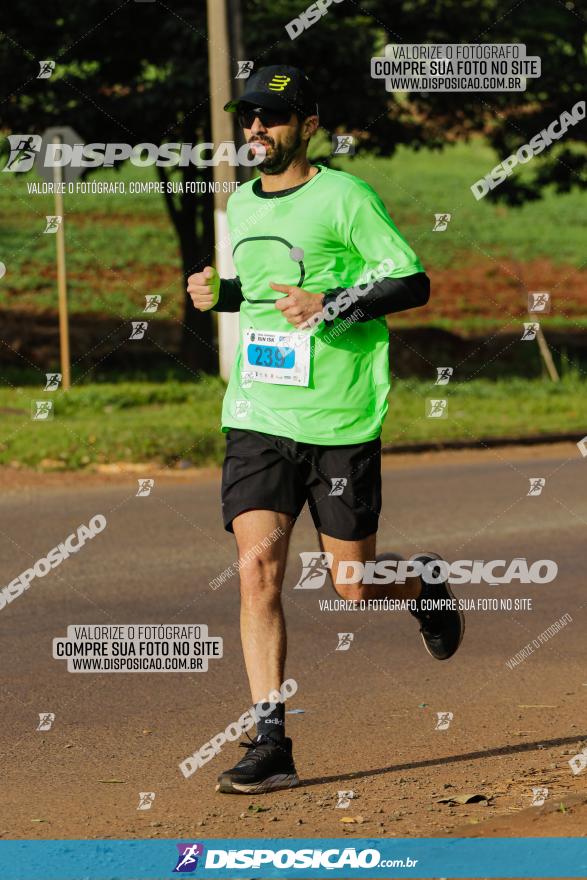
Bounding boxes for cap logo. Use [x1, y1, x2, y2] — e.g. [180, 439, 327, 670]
[267, 74, 291, 92]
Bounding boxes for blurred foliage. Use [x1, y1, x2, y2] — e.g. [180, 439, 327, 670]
[243, 0, 586, 201]
[1, 144, 585, 326]
[0, 0, 584, 364]
[0, 0, 584, 197]
[1, 374, 585, 469]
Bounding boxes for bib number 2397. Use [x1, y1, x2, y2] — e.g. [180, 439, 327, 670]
[243, 329, 310, 387]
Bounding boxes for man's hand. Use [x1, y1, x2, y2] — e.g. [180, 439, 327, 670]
[187, 266, 220, 311]
[269, 282, 325, 329]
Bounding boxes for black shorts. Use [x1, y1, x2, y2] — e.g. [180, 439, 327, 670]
[221, 428, 382, 541]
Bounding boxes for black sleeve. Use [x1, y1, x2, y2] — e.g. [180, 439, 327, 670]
[322, 271, 430, 323]
[211, 277, 244, 313]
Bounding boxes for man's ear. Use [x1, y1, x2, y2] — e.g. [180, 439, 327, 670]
[302, 114, 319, 140]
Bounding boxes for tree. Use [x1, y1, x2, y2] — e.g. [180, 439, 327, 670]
[1, 0, 584, 371]
[243, 0, 585, 203]
[0, 0, 217, 372]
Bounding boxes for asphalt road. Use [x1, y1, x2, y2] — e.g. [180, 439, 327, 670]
[0, 443, 586, 840]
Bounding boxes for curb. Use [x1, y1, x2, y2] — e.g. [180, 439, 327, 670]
[382, 432, 584, 455]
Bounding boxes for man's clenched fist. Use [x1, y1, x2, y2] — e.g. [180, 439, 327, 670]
[187, 266, 220, 311]
[269, 282, 325, 329]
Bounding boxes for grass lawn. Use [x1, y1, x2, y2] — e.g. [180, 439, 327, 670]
[0, 375, 584, 471]
[344, 144, 585, 269]
[0, 141, 584, 330]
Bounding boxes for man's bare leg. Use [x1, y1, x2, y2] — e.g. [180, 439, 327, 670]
[216, 509, 299, 794]
[319, 532, 422, 601]
[232, 509, 294, 702]
[319, 532, 464, 660]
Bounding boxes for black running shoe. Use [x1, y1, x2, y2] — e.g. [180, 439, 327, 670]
[410, 552, 465, 660]
[216, 734, 299, 794]
[375, 551, 405, 566]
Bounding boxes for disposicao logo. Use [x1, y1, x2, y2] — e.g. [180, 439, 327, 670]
[173, 843, 204, 873]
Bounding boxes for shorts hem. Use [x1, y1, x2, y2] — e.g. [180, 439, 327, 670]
[316, 524, 379, 542]
[223, 505, 299, 534]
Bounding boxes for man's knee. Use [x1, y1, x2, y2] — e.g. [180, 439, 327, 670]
[239, 552, 282, 602]
[330, 576, 368, 602]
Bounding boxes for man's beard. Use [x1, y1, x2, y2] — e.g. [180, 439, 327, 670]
[249, 127, 303, 175]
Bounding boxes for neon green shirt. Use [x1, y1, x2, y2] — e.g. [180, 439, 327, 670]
[221, 165, 423, 445]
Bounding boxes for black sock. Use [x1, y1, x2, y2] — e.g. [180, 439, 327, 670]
[411, 559, 431, 616]
[255, 701, 285, 741]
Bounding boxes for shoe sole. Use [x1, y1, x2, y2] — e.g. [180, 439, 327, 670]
[376, 551, 464, 659]
[417, 553, 465, 661]
[215, 773, 299, 795]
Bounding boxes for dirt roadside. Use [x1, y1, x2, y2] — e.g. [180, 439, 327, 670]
[449, 791, 587, 837]
[1, 440, 585, 847]
[0, 441, 579, 492]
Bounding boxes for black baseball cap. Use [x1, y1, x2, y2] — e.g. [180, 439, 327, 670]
[224, 65, 318, 117]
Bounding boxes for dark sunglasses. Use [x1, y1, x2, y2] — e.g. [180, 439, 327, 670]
[237, 105, 293, 129]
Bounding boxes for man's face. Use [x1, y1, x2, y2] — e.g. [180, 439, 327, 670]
[238, 104, 305, 175]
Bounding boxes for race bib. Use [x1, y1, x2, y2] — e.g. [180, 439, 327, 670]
[242, 329, 311, 387]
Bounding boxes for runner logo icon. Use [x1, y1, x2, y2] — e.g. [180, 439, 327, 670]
[2, 135, 42, 172]
[173, 843, 204, 873]
[527, 478, 546, 496]
[531, 786, 548, 806]
[32, 401, 53, 420]
[137, 792, 156, 810]
[144, 295, 161, 313]
[336, 632, 354, 651]
[37, 712, 55, 731]
[44, 216, 62, 234]
[569, 748, 587, 776]
[130, 321, 148, 340]
[435, 711, 453, 730]
[236, 61, 254, 79]
[38, 60, 55, 79]
[432, 213, 451, 231]
[233, 399, 252, 419]
[336, 790, 355, 808]
[522, 323, 539, 341]
[294, 552, 333, 589]
[427, 399, 448, 418]
[528, 292, 550, 313]
[329, 477, 347, 496]
[435, 367, 453, 385]
[45, 373, 62, 390]
[332, 135, 355, 155]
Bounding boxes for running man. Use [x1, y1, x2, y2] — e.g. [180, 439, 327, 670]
[188, 65, 464, 794]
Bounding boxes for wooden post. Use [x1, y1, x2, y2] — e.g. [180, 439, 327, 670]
[206, 0, 240, 381]
[536, 325, 560, 382]
[52, 135, 71, 390]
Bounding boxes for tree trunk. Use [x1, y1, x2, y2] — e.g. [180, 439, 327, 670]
[157, 165, 218, 375]
[178, 209, 218, 375]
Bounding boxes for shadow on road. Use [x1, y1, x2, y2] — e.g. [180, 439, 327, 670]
[299, 734, 585, 788]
